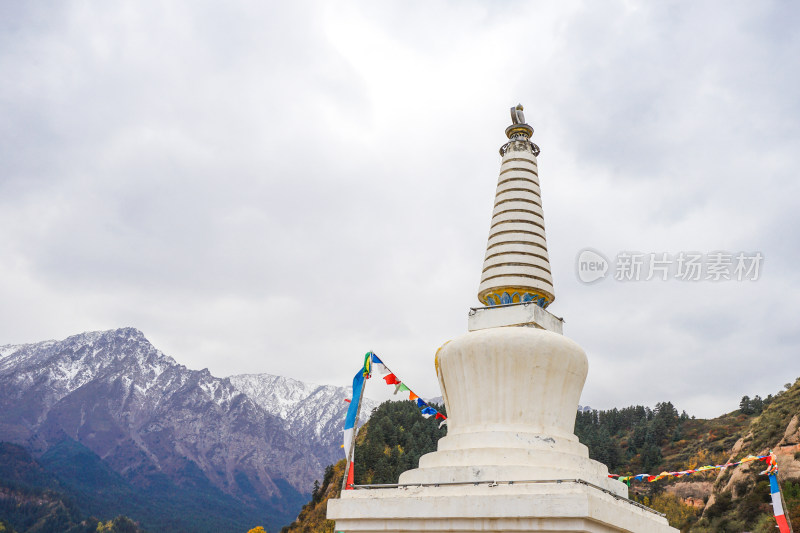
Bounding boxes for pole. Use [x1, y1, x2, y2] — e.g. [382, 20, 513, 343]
[341, 368, 368, 492]
[778, 476, 795, 533]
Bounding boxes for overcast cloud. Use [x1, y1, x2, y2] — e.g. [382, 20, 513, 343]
[1, 1, 798, 418]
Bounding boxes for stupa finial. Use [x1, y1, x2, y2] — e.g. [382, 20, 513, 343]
[510, 103, 526, 124]
[505, 103, 534, 141]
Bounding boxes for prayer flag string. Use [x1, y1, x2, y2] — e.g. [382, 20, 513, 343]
[611, 451, 789, 531]
[341, 351, 447, 490]
[342, 353, 446, 455]
[608, 453, 772, 484]
[369, 353, 447, 423]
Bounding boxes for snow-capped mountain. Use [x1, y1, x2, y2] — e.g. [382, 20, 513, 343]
[228, 373, 378, 467]
[0, 327, 378, 529]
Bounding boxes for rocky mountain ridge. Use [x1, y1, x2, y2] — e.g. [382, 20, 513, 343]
[0, 328, 378, 531]
[228, 373, 378, 468]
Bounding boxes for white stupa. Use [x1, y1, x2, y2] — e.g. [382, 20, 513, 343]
[328, 106, 678, 532]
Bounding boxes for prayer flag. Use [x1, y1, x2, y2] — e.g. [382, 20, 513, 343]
[370, 354, 390, 375]
[342, 369, 365, 459]
[345, 461, 355, 491]
[769, 473, 791, 533]
[362, 352, 372, 377]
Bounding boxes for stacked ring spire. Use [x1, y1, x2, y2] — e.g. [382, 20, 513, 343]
[477, 105, 555, 308]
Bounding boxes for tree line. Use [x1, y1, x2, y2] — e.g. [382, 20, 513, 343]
[574, 401, 690, 472]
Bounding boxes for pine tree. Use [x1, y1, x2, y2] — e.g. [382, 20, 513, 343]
[739, 395, 753, 415]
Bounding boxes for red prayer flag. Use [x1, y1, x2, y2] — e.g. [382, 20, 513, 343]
[435, 412, 445, 420]
[383, 373, 400, 385]
[345, 461, 355, 490]
[409, 391, 419, 401]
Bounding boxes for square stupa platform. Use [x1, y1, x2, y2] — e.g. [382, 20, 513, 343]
[329, 480, 674, 532]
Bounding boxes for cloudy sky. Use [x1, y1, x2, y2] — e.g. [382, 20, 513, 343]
[1, 2, 798, 418]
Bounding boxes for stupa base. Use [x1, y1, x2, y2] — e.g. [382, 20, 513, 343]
[397, 429, 625, 495]
[328, 481, 677, 532]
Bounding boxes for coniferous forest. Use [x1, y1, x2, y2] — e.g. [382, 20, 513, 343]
[353, 401, 447, 485]
[0, 439, 286, 533]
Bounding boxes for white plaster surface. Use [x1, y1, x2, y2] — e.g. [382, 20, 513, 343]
[329, 327, 678, 531]
[491, 209, 546, 225]
[438, 329, 583, 434]
[487, 232, 548, 249]
[468, 302, 564, 333]
[405, 329, 621, 490]
[329, 482, 676, 532]
[492, 201, 545, 217]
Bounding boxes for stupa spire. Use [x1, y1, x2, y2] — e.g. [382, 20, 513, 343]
[477, 104, 555, 308]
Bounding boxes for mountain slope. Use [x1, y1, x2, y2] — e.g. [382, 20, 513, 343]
[279, 460, 345, 533]
[696, 378, 800, 532]
[0, 442, 146, 533]
[569, 381, 800, 531]
[229, 373, 378, 468]
[0, 328, 323, 531]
